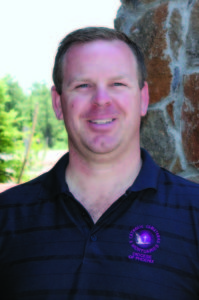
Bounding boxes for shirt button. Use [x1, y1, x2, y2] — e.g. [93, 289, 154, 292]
[90, 234, 97, 242]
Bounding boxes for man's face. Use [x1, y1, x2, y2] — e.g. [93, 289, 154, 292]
[52, 40, 149, 159]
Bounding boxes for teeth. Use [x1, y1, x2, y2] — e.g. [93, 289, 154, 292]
[90, 119, 113, 124]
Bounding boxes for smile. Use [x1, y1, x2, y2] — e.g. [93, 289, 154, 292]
[89, 119, 115, 124]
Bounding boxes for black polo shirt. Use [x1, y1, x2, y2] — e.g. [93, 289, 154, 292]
[0, 149, 199, 299]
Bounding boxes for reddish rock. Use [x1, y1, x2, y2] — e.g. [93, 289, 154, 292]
[129, 3, 172, 104]
[147, 3, 172, 104]
[141, 0, 158, 3]
[166, 101, 175, 125]
[182, 74, 199, 169]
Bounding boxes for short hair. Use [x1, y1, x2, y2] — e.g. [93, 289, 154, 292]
[52, 27, 147, 95]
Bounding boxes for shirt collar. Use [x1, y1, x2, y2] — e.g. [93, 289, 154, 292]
[39, 152, 70, 200]
[40, 148, 159, 199]
[128, 148, 160, 192]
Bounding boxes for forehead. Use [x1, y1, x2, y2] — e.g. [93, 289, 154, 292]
[63, 39, 138, 73]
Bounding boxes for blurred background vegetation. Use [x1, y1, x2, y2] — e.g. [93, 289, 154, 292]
[0, 76, 68, 183]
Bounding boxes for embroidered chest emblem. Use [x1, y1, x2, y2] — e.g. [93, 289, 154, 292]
[128, 225, 160, 264]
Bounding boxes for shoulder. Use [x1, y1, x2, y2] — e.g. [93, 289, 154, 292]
[138, 149, 199, 198]
[0, 172, 48, 206]
[159, 167, 199, 190]
[157, 167, 199, 206]
[0, 152, 69, 206]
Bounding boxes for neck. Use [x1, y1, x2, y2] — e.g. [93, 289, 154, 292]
[65, 147, 142, 222]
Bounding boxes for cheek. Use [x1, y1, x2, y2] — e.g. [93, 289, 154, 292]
[69, 96, 88, 117]
[117, 92, 139, 112]
[62, 97, 84, 124]
[67, 95, 82, 110]
[61, 98, 76, 115]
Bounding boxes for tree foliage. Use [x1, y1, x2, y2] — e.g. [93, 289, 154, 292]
[0, 80, 21, 182]
[0, 76, 68, 183]
[29, 83, 67, 148]
[3, 75, 28, 131]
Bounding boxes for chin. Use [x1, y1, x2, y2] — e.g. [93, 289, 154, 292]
[86, 143, 122, 156]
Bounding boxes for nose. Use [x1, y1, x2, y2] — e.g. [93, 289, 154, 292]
[92, 86, 111, 106]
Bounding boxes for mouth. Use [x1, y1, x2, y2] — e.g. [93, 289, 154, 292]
[88, 119, 115, 125]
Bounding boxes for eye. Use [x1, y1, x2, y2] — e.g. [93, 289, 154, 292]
[113, 82, 125, 87]
[76, 83, 89, 89]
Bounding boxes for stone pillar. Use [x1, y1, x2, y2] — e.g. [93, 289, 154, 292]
[115, 0, 199, 182]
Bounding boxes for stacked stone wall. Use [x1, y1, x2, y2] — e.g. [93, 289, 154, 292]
[115, 0, 199, 182]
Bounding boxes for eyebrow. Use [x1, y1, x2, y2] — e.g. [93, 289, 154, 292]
[110, 75, 131, 80]
[67, 77, 91, 86]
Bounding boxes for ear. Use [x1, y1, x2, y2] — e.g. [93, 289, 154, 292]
[51, 86, 63, 120]
[140, 81, 149, 117]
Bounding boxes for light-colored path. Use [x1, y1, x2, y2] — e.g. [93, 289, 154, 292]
[0, 149, 67, 193]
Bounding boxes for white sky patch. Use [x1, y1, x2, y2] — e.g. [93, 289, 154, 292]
[0, 0, 120, 93]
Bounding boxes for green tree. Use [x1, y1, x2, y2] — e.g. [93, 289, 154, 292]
[29, 83, 67, 148]
[3, 75, 28, 131]
[0, 77, 67, 183]
[0, 80, 20, 182]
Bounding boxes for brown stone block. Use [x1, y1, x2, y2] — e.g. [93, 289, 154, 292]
[141, 0, 159, 3]
[129, 3, 172, 104]
[166, 101, 175, 125]
[182, 73, 199, 169]
[147, 57, 172, 104]
[147, 3, 172, 104]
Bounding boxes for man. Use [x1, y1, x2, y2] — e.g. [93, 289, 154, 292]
[0, 27, 199, 299]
